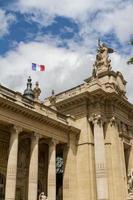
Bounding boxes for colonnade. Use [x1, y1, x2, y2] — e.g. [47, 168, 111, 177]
[5, 126, 59, 200]
[2, 114, 131, 200]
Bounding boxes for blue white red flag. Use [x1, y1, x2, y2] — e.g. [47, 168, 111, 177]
[32, 63, 45, 71]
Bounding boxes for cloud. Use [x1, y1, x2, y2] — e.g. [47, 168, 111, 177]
[0, 37, 133, 103]
[1, 0, 133, 103]
[15, 0, 122, 19]
[0, 9, 15, 37]
[0, 40, 93, 99]
[11, 0, 124, 30]
[92, 4, 133, 42]
[12, 0, 133, 44]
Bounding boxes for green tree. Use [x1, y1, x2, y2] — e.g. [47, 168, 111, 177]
[127, 39, 133, 64]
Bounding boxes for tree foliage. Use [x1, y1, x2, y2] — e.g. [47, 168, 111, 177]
[127, 39, 133, 64]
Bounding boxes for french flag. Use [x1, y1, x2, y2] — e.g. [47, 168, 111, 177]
[32, 63, 45, 71]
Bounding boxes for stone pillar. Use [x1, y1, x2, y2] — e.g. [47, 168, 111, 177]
[76, 117, 96, 200]
[5, 125, 22, 200]
[48, 139, 57, 200]
[63, 133, 77, 200]
[90, 114, 108, 200]
[28, 133, 39, 200]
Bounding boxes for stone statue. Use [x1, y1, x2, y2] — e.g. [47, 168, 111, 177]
[92, 39, 114, 77]
[33, 81, 41, 102]
[128, 169, 133, 194]
[49, 90, 56, 105]
[39, 192, 48, 200]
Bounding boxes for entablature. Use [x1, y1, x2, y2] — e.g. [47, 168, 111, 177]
[0, 84, 80, 136]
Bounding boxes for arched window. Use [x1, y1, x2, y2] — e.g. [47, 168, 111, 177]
[0, 173, 5, 200]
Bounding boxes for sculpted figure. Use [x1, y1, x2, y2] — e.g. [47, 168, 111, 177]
[92, 39, 114, 77]
[39, 192, 48, 200]
[128, 169, 133, 193]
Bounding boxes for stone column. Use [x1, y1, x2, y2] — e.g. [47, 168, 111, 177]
[5, 125, 22, 200]
[63, 133, 77, 200]
[48, 139, 57, 200]
[28, 133, 39, 200]
[89, 114, 108, 200]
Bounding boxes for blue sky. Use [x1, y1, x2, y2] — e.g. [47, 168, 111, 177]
[0, 0, 133, 101]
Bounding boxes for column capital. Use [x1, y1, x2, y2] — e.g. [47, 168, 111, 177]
[10, 125, 23, 135]
[31, 132, 40, 141]
[89, 114, 104, 126]
[110, 116, 117, 126]
[49, 138, 59, 146]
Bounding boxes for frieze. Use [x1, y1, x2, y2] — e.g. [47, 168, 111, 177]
[0, 84, 79, 135]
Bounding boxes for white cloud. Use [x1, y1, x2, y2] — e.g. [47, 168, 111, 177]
[12, 0, 124, 29]
[16, 0, 121, 19]
[13, 0, 133, 44]
[0, 38, 133, 103]
[0, 9, 15, 37]
[92, 4, 133, 42]
[1, 0, 133, 103]
[0, 40, 93, 99]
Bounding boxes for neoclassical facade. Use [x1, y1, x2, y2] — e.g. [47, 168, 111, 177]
[0, 42, 133, 200]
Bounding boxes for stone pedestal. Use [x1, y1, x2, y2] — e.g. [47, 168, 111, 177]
[5, 126, 22, 200]
[28, 133, 39, 200]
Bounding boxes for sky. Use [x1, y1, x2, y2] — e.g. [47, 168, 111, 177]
[0, 0, 133, 102]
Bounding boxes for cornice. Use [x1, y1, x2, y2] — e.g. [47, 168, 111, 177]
[53, 88, 133, 123]
[84, 70, 126, 84]
[45, 69, 128, 110]
[0, 85, 80, 134]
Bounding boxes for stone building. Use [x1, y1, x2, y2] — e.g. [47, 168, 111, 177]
[0, 42, 133, 200]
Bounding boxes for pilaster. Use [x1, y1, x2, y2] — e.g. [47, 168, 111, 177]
[105, 117, 124, 199]
[89, 114, 108, 200]
[76, 117, 96, 200]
